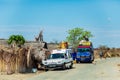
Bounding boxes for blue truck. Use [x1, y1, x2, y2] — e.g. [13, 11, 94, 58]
[76, 43, 94, 63]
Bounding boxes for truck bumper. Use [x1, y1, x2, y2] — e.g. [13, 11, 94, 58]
[44, 64, 64, 69]
[76, 56, 91, 62]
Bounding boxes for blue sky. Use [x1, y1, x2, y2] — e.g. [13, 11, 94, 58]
[0, 0, 120, 48]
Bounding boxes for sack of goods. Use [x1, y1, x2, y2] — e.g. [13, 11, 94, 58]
[79, 40, 91, 46]
[59, 41, 68, 49]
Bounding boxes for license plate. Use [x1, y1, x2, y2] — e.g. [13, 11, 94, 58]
[77, 56, 80, 58]
[81, 56, 86, 58]
[86, 56, 90, 58]
[49, 65, 56, 67]
[81, 57, 86, 60]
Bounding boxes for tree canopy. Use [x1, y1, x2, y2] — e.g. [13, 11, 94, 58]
[7, 35, 25, 47]
[66, 27, 93, 48]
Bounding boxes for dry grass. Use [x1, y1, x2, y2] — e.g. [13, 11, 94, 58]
[94, 48, 120, 59]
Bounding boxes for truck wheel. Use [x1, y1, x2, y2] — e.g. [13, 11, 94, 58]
[70, 62, 73, 69]
[44, 66, 48, 72]
[80, 61, 83, 63]
[91, 55, 94, 62]
[76, 60, 79, 63]
[92, 56, 94, 61]
[45, 69, 48, 72]
[89, 59, 93, 63]
[62, 63, 66, 70]
[90, 61, 92, 63]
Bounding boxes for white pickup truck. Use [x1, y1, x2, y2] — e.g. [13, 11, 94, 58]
[42, 49, 73, 71]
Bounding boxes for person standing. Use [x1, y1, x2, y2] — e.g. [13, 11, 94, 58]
[99, 50, 103, 59]
[71, 49, 77, 60]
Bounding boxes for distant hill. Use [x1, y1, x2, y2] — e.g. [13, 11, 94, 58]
[0, 38, 7, 40]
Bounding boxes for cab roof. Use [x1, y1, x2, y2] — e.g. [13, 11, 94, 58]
[52, 49, 71, 54]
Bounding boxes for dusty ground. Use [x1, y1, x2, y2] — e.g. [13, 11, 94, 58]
[0, 57, 120, 80]
[27, 58, 120, 80]
[0, 70, 44, 80]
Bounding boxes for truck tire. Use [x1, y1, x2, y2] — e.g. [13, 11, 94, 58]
[45, 68, 48, 72]
[70, 62, 73, 69]
[80, 61, 83, 63]
[91, 55, 94, 62]
[89, 60, 92, 63]
[76, 60, 79, 63]
[92, 56, 94, 61]
[62, 63, 66, 70]
[89, 56, 93, 63]
[44, 66, 48, 72]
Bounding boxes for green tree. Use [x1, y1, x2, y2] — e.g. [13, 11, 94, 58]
[66, 27, 93, 48]
[7, 35, 25, 47]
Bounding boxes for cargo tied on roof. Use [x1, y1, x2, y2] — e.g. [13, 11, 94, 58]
[75, 37, 94, 63]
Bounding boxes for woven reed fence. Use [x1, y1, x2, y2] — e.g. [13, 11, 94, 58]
[0, 46, 33, 75]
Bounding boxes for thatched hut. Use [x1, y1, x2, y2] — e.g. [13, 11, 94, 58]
[0, 41, 50, 74]
[0, 46, 31, 74]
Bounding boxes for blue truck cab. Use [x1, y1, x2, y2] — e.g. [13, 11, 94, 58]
[76, 45, 94, 63]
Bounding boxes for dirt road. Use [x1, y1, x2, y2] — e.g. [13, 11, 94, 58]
[0, 58, 120, 80]
[27, 58, 120, 80]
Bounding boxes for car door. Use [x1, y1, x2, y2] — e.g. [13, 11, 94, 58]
[65, 50, 72, 67]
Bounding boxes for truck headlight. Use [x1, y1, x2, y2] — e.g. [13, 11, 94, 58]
[43, 62, 47, 65]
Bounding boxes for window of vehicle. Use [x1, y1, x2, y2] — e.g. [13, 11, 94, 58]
[47, 53, 65, 59]
[77, 48, 91, 52]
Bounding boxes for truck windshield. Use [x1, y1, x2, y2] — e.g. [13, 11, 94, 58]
[77, 48, 90, 52]
[47, 53, 65, 59]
